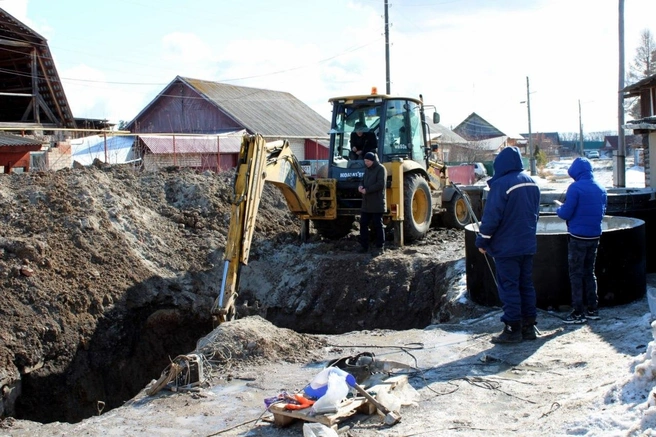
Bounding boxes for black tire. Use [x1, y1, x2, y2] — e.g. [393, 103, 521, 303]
[403, 174, 432, 242]
[312, 216, 355, 240]
[442, 191, 472, 229]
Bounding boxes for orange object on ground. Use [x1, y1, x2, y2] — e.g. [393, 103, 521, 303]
[283, 393, 315, 410]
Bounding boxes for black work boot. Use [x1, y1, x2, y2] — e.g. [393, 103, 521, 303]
[491, 322, 522, 344]
[522, 318, 538, 341]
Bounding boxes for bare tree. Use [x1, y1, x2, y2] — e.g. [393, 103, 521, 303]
[448, 141, 493, 162]
[626, 29, 656, 119]
[559, 132, 579, 142]
[586, 131, 614, 141]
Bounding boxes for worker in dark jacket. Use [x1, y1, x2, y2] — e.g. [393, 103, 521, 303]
[350, 122, 378, 160]
[556, 157, 607, 324]
[358, 152, 387, 254]
[475, 146, 541, 343]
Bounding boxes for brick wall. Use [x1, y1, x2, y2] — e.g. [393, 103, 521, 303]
[47, 142, 72, 171]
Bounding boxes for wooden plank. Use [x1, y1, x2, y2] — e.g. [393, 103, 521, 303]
[365, 374, 408, 394]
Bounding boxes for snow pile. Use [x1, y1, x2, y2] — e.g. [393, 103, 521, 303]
[619, 318, 656, 434]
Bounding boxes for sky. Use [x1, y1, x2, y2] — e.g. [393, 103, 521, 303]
[1, 0, 655, 136]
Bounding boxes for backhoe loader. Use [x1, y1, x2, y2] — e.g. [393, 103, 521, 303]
[211, 90, 475, 324]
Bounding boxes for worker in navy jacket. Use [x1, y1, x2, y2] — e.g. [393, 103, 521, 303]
[556, 157, 607, 324]
[475, 146, 541, 343]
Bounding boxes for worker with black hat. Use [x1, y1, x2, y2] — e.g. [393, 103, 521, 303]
[357, 152, 387, 254]
[350, 122, 378, 159]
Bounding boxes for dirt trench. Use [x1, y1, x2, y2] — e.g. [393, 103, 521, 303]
[0, 165, 468, 424]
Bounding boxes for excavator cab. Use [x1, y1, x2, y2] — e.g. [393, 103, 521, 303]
[328, 95, 427, 169]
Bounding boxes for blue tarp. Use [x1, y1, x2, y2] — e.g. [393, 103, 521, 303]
[70, 135, 136, 166]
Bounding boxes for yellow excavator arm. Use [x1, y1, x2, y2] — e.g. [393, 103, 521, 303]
[211, 134, 336, 325]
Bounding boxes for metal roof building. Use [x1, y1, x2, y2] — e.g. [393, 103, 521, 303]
[125, 76, 329, 139]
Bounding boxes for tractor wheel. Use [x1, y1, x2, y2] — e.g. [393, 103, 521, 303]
[312, 216, 355, 240]
[403, 174, 432, 242]
[442, 191, 472, 229]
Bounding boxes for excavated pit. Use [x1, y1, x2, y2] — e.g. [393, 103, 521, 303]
[0, 166, 469, 424]
[13, 279, 212, 424]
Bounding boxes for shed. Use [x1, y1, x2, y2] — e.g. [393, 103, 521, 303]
[137, 132, 243, 172]
[125, 76, 330, 163]
[0, 133, 46, 173]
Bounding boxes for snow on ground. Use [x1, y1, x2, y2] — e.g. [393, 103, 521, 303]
[539, 157, 645, 192]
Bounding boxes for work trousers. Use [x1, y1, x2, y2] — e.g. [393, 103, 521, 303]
[359, 212, 384, 249]
[568, 237, 600, 314]
[494, 255, 537, 324]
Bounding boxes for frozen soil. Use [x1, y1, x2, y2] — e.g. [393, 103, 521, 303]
[0, 163, 471, 427]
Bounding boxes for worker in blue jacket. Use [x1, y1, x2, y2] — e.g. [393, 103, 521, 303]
[556, 157, 607, 324]
[475, 146, 541, 343]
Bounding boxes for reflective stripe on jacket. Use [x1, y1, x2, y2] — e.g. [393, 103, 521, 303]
[475, 147, 541, 257]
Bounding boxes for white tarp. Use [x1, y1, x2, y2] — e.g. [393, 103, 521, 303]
[70, 135, 136, 166]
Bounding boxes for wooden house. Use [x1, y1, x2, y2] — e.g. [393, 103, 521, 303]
[424, 119, 468, 162]
[602, 135, 645, 158]
[520, 132, 562, 158]
[623, 73, 656, 188]
[450, 112, 524, 162]
[125, 76, 330, 171]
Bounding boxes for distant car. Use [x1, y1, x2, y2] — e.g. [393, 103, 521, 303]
[587, 151, 600, 159]
[472, 162, 488, 179]
[460, 162, 488, 179]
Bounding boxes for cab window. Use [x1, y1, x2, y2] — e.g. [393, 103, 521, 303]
[382, 100, 422, 161]
[330, 103, 381, 162]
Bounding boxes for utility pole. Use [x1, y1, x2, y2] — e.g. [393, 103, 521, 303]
[578, 99, 584, 156]
[526, 76, 536, 176]
[384, 0, 391, 94]
[616, 0, 626, 187]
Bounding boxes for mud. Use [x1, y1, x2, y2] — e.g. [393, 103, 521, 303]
[0, 163, 468, 424]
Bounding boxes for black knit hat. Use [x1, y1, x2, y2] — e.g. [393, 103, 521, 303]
[364, 152, 376, 161]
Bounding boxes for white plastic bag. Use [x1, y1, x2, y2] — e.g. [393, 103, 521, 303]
[311, 369, 350, 414]
[304, 367, 356, 399]
[303, 422, 338, 437]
